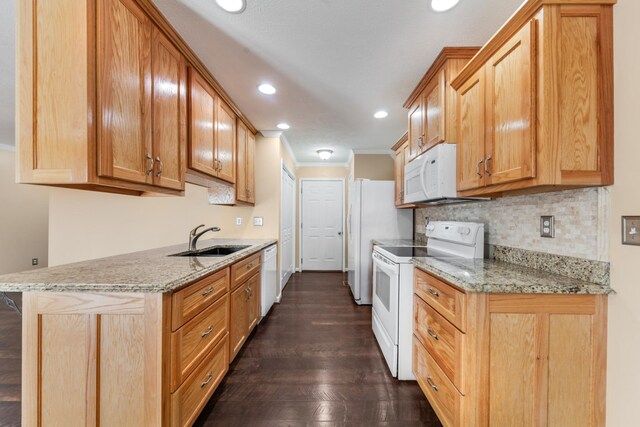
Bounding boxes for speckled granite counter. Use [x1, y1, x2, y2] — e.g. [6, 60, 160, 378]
[412, 256, 613, 295]
[0, 239, 277, 293]
[372, 239, 427, 247]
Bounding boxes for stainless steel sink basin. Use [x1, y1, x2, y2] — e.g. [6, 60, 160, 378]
[169, 245, 250, 257]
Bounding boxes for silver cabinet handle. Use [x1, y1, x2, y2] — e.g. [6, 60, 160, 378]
[476, 159, 484, 178]
[201, 287, 214, 297]
[200, 373, 213, 388]
[427, 377, 439, 392]
[201, 326, 213, 338]
[427, 328, 440, 341]
[155, 156, 163, 177]
[428, 288, 440, 298]
[484, 155, 492, 176]
[146, 153, 154, 176]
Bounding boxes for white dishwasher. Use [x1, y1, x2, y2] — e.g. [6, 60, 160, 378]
[260, 245, 278, 320]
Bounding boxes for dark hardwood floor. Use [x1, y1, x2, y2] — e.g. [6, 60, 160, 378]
[194, 272, 440, 427]
[0, 273, 441, 426]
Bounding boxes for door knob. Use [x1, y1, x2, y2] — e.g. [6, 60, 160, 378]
[338, 232, 343, 236]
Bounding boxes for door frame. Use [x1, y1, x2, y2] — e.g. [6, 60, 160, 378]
[279, 160, 296, 296]
[298, 178, 346, 272]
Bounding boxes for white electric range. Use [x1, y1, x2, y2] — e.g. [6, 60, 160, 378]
[372, 221, 485, 380]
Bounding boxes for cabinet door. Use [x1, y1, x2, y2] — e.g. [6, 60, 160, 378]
[229, 282, 249, 361]
[188, 69, 217, 177]
[423, 69, 446, 151]
[98, 0, 152, 184]
[407, 99, 423, 161]
[216, 100, 236, 183]
[235, 120, 248, 202]
[457, 68, 486, 191]
[246, 131, 256, 203]
[394, 147, 404, 206]
[485, 20, 537, 186]
[247, 273, 260, 332]
[151, 28, 185, 190]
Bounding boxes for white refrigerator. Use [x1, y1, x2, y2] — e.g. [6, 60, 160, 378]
[347, 180, 413, 305]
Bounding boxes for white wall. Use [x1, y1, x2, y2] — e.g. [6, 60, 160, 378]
[607, 1, 640, 424]
[49, 136, 282, 266]
[0, 148, 49, 274]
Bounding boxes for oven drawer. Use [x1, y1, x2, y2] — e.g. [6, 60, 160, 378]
[414, 295, 465, 393]
[413, 337, 461, 427]
[415, 267, 466, 332]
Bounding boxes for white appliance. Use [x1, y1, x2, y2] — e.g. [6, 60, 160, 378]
[260, 245, 278, 319]
[404, 144, 487, 205]
[347, 180, 413, 305]
[372, 221, 485, 379]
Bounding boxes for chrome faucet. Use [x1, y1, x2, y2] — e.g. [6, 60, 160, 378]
[189, 224, 221, 251]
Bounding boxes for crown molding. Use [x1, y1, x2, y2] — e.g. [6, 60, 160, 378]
[0, 143, 16, 152]
[347, 149, 354, 165]
[279, 134, 299, 168]
[352, 148, 394, 155]
[260, 130, 283, 138]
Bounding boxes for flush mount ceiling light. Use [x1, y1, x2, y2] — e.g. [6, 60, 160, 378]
[277, 123, 290, 130]
[431, 0, 460, 12]
[258, 83, 276, 95]
[374, 110, 389, 119]
[317, 149, 333, 161]
[215, 0, 246, 13]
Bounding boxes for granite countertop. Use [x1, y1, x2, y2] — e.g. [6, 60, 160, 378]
[0, 239, 277, 293]
[412, 256, 613, 295]
[372, 239, 427, 247]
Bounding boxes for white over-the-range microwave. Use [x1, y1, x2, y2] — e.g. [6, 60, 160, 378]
[403, 143, 488, 205]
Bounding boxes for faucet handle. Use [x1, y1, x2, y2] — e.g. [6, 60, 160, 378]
[190, 224, 205, 236]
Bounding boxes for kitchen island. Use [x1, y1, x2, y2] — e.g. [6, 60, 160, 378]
[0, 239, 277, 427]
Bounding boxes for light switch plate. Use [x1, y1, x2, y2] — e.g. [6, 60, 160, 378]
[253, 217, 264, 226]
[236, 217, 242, 226]
[540, 216, 555, 238]
[622, 216, 640, 246]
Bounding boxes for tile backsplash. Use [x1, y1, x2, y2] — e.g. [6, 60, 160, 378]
[415, 187, 610, 262]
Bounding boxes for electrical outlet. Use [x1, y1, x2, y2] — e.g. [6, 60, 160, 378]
[253, 217, 264, 226]
[540, 216, 555, 238]
[622, 216, 640, 246]
[236, 217, 242, 226]
[32, 258, 38, 266]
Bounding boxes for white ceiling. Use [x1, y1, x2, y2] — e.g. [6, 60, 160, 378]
[0, 0, 525, 163]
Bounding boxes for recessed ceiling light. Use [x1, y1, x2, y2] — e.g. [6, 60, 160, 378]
[317, 149, 333, 161]
[258, 83, 276, 95]
[215, 0, 246, 13]
[374, 111, 388, 119]
[277, 123, 290, 130]
[431, 0, 460, 12]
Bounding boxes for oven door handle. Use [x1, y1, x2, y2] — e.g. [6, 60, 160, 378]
[372, 252, 399, 275]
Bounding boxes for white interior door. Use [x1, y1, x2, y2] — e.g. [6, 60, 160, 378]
[280, 167, 295, 289]
[301, 180, 344, 271]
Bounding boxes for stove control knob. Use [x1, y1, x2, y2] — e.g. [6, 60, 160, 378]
[458, 226, 471, 236]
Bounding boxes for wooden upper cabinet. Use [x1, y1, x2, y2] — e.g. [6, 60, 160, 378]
[235, 120, 256, 204]
[392, 132, 409, 207]
[188, 69, 217, 177]
[404, 48, 479, 162]
[457, 68, 487, 192]
[216, 100, 236, 184]
[452, 1, 614, 197]
[98, 0, 152, 185]
[485, 20, 537, 186]
[151, 28, 187, 191]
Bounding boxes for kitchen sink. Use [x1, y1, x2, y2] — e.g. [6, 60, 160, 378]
[169, 245, 250, 257]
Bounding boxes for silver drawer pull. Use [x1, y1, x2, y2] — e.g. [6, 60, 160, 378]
[428, 288, 440, 298]
[145, 153, 155, 176]
[427, 377, 439, 392]
[246, 263, 253, 270]
[427, 328, 439, 341]
[201, 326, 213, 338]
[200, 373, 213, 388]
[201, 287, 214, 297]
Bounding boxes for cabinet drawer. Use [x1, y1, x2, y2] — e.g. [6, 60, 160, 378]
[414, 296, 465, 393]
[413, 337, 461, 427]
[171, 334, 229, 427]
[230, 252, 261, 291]
[171, 294, 229, 392]
[172, 268, 230, 331]
[415, 268, 466, 332]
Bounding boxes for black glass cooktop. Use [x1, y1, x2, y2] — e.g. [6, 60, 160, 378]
[379, 246, 430, 257]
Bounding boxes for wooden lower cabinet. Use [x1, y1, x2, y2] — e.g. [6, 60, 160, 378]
[413, 267, 608, 427]
[21, 254, 264, 426]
